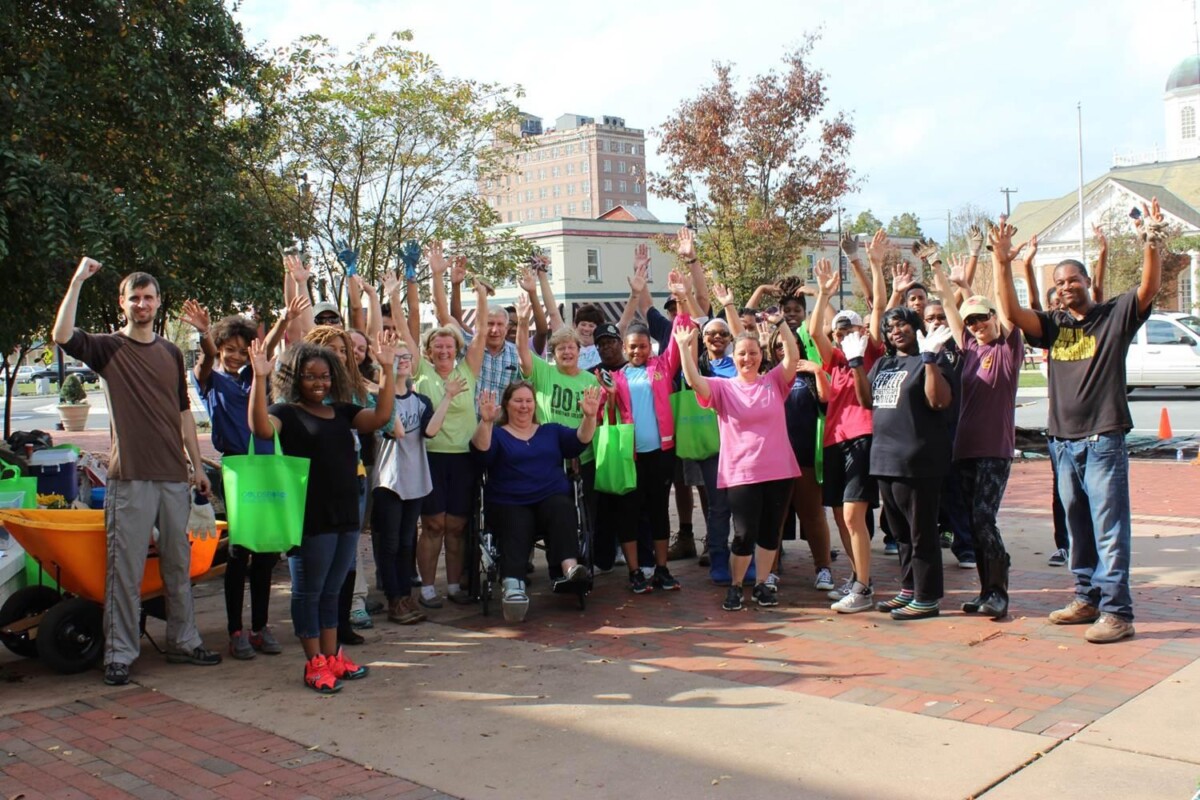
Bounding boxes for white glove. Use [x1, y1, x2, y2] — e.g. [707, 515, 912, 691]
[917, 325, 954, 356]
[187, 495, 218, 541]
[840, 331, 868, 362]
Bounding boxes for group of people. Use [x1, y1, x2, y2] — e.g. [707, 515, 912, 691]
[53, 198, 1163, 692]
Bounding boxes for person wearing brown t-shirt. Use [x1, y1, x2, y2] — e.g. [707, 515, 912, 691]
[54, 257, 222, 685]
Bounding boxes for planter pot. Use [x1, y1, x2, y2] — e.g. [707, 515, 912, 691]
[57, 403, 89, 432]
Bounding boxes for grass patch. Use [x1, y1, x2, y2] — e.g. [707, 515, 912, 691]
[1018, 370, 1047, 388]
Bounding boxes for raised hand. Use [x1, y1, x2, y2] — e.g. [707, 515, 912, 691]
[967, 225, 985, 257]
[987, 221, 1018, 262]
[347, 273, 364, 302]
[840, 232, 859, 259]
[450, 255, 468, 285]
[1091, 222, 1107, 252]
[948, 254, 970, 289]
[473, 275, 495, 297]
[283, 293, 311, 323]
[917, 324, 954, 355]
[1023, 234, 1039, 267]
[515, 292, 535, 326]
[179, 299, 210, 333]
[756, 319, 773, 341]
[892, 260, 916, 294]
[283, 252, 310, 285]
[443, 375, 468, 399]
[517, 267, 537, 293]
[528, 251, 550, 273]
[840, 331, 868, 361]
[248, 338, 272, 377]
[580, 385, 603, 418]
[382, 270, 401, 298]
[795, 358, 822, 374]
[913, 238, 941, 266]
[633, 243, 651, 272]
[674, 226, 697, 261]
[866, 228, 890, 266]
[666, 269, 690, 300]
[372, 330, 398, 370]
[813, 258, 840, 295]
[428, 241, 447, 275]
[628, 262, 648, 295]
[672, 323, 699, 349]
[73, 256, 103, 284]
[336, 240, 358, 275]
[1142, 198, 1167, 248]
[712, 282, 736, 308]
[478, 390, 501, 423]
[400, 240, 422, 281]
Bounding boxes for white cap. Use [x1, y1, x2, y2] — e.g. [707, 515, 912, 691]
[832, 309, 863, 329]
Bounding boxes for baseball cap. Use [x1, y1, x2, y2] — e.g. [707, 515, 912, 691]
[594, 322, 621, 342]
[832, 309, 863, 329]
[959, 295, 997, 319]
[312, 302, 342, 323]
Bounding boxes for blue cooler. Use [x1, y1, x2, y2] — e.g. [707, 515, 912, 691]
[30, 449, 78, 503]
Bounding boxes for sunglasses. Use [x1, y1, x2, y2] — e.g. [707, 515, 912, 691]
[315, 315, 341, 324]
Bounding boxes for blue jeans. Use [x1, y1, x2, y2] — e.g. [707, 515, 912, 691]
[289, 531, 359, 638]
[1049, 433, 1134, 620]
[698, 455, 731, 553]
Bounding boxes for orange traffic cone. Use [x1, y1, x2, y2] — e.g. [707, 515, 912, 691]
[1158, 407, 1173, 440]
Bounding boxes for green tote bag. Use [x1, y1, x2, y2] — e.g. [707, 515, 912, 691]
[593, 408, 637, 496]
[0, 463, 38, 509]
[669, 389, 720, 461]
[221, 432, 310, 553]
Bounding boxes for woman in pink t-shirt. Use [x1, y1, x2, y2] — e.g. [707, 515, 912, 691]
[676, 323, 801, 612]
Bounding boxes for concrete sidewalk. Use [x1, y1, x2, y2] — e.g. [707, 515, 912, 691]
[2, 461, 1198, 799]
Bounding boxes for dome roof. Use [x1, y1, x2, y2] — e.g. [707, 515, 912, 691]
[1166, 55, 1200, 92]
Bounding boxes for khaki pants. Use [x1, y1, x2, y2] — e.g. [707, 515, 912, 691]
[104, 480, 201, 666]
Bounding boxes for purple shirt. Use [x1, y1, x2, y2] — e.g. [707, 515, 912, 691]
[953, 326, 1023, 461]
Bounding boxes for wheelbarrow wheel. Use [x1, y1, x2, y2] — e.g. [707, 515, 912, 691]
[36, 598, 103, 674]
[0, 585, 60, 658]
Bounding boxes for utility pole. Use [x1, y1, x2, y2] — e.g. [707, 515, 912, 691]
[836, 207, 845, 311]
[1000, 187, 1018, 217]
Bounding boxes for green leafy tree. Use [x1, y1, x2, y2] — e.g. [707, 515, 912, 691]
[847, 210, 883, 235]
[650, 35, 857, 301]
[264, 32, 536, 301]
[886, 212, 924, 238]
[0, 1, 299, 437]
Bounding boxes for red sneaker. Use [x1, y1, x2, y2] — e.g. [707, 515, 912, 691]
[304, 655, 342, 694]
[328, 647, 369, 680]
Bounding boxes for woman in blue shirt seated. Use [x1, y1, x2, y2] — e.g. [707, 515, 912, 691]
[471, 381, 602, 622]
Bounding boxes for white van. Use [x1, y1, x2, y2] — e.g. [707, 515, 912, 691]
[1126, 313, 1200, 389]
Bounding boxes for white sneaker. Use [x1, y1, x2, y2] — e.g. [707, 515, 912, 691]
[814, 567, 835, 592]
[832, 586, 874, 614]
[826, 576, 853, 601]
[641, 566, 655, 579]
[764, 572, 780, 593]
[614, 551, 627, 567]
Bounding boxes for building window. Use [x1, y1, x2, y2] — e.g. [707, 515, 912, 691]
[538, 187, 547, 199]
[581, 161, 590, 174]
[538, 168, 547, 180]
[553, 204, 561, 216]
[618, 180, 627, 193]
[806, 254, 816, 278]
[552, 166, 561, 178]
[583, 199, 592, 213]
[567, 183, 575, 196]
[605, 199, 615, 211]
[566, 162, 575, 175]
[603, 179, 612, 192]
[539, 206, 548, 219]
[603, 159, 612, 173]
[582, 180, 590, 192]
[552, 184, 561, 197]
[618, 161, 627, 174]
[568, 202, 577, 214]
[1184, 106, 1196, 139]
[634, 181, 642, 194]
[586, 249, 601, 281]
[525, 170, 533, 182]
[551, 147, 558, 158]
[1014, 278, 1030, 308]
[1180, 265, 1193, 310]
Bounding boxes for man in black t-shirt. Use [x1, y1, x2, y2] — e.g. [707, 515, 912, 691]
[993, 203, 1164, 644]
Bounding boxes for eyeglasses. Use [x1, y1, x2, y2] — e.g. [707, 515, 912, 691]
[300, 373, 331, 382]
[396, 354, 413, 362]
[705, 330, 730, 338]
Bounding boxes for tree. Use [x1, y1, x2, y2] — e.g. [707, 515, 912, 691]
[262, 32, 536, 301]
[650, 35, 857, 301]
[886, 212, 924, 239]
[847, 210, 883, 235]
[0, 1, 299, 437]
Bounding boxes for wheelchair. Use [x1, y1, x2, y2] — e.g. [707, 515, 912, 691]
[467, 462, 593, 615]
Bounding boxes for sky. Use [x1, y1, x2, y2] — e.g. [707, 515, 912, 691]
[233, 0, 1200, 237]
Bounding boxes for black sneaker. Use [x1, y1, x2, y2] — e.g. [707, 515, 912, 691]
[722, 586, 744, 612]
[752, 583, 778, 607]
[166, 646, 223, 666]
[629, 569, 652, 594]
[104, 662, 130, 686]
[652, 565, 681, 591]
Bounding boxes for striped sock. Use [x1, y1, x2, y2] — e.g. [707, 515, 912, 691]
[892, 599, 939, 619]
[877, 590, 913, 611]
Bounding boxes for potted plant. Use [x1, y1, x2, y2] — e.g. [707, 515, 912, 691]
[57, 374, 89, 431]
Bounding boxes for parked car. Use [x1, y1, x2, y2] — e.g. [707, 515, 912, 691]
[14, 366, 34, 383]
[1036, 313, 1200, 389]
[30, 364, 98, 384]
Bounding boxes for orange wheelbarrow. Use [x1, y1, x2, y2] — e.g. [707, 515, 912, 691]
[0, 510, 225, 673]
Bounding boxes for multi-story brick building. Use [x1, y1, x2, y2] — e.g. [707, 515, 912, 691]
[482, 112, 650, 223]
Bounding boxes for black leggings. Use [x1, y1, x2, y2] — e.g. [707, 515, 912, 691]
[370, 487, 423, 600]
[225, 546, 279, 634]
[488, 494, 579, 581]
[957, 458, 1012, 561]
[878, 476, 943, 602]
[727, 479, 792, 557]
[608, 449, 674, 545]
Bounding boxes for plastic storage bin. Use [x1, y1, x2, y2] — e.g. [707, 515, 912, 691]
[30, 450, 78, 503]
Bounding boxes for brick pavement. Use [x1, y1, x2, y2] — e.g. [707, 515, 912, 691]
[0, 690, 456, 800]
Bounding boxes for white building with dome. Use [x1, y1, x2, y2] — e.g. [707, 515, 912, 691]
[1008, 56, 1200, 313]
